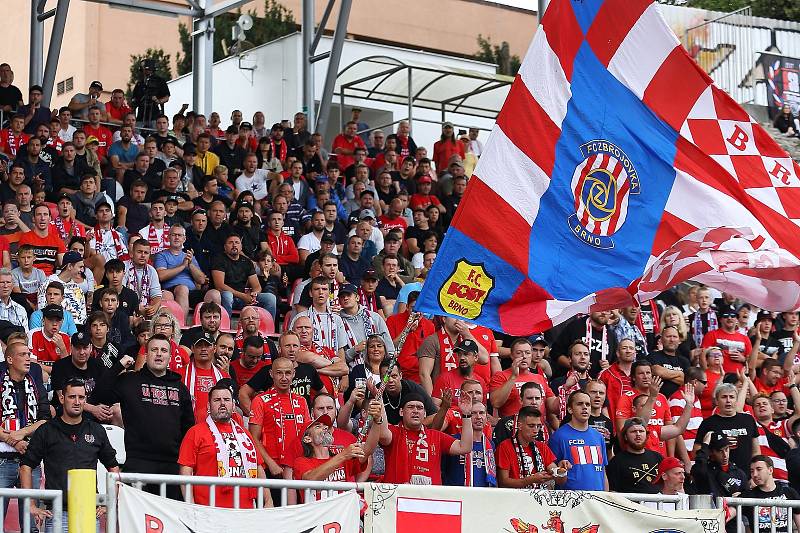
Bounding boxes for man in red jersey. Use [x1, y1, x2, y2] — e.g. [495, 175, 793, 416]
[599, 338, 636, 431]
[19, 204, 66, 276]
[418, 317, 490, 395]
[378, 391, 474, 485]
[0, 115, 29, 158]
[28, 304, 70, 374]
[82, 106, 113, 161]
[331, 121, 366, 170]
[181, 333, 229, 422]
[490, 337, 558, 418]
[431, 340, 488, 406]
[179, 383, 269, 508]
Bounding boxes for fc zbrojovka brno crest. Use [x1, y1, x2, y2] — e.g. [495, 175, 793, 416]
[568, 140, 640, 249]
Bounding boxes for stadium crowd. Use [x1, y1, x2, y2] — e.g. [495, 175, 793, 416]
[2, 62, 800, 532]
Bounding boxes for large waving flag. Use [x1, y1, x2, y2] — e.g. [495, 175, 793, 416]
[416, 0, 800, 335]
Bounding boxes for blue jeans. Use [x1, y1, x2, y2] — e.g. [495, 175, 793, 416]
[221, 291, 276, 321]
[0, 457, 42, 531]
[44, 511, 99, 533]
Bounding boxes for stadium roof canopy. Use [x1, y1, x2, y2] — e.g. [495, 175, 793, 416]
[335, 55, 514, 121]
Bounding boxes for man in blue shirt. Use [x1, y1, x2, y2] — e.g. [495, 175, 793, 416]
[442, 400, 497, 487]
[548, 390, 608, 491]
[154, 225, 211, 319]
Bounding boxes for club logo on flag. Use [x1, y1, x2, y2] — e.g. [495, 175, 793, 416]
[568, 140, 640, 250]
[438, 259, 494, 320]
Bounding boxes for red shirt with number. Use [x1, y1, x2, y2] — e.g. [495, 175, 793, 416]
[18, 230, 67, 277]
[250, 389, 310, 464]
[383, 424, 455, 485]
[28, 328, 71, 367]
[83, 124, 114, 158]
[177, 420, 263, 508]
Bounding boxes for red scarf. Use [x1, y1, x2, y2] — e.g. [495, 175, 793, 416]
[94, 226, 129, 261]
[53, 216, 78, 243]
[358, 289, 379, 313]
[147, 224, 170, 255]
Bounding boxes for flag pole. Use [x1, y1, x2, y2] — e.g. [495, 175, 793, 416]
[538, 0, 548, 22]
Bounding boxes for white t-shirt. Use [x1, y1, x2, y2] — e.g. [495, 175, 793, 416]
[297, 232, 321, 254]
[235, 170, 270, 200]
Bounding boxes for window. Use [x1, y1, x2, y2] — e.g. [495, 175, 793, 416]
[65, 77, 73, 92]
[57, 81, 65, 95]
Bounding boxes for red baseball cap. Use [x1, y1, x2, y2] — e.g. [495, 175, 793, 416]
[655, 456, 683, 483]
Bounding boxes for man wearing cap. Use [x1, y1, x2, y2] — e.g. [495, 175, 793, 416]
[409, 174, 444, 213]
[236, 153, 271, 201]
[701, 304, 753, 374]
[692, 430, 748, 499]
[332, 121, 366, 170]
[430, 339, 487, 405]
[181, 333, 229, 423]
[378, 391, 474, 485]
[372, 230, 414, 282]
[293, 402, 381, 485]
[358, 267, 382, 314]
[51, 193, 87, 245]
[213, 125, 247, 176]
[338, 283, 394, 368]
[28, 303, 71, 373]
[656, 456, 687, 499]
[155, 225, 210, 319]
[69, 81, 105, 121]
[71, 172, 113, 227]
[231, 201, 267, 259]
[179, 382, 268, 508]
[37, 250, 86, 327]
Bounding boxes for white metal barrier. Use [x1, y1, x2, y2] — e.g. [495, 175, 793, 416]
[724, 496, 800, 533]
[0, 488, 63, 533]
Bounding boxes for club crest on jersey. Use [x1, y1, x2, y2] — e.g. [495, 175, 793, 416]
[568, 140, 640, 249]
[438, 259, 494, 320]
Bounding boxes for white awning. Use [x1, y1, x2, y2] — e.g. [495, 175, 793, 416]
[336, 55, 514, 120]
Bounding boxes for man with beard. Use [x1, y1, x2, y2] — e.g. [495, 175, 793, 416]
[212, 234, 274, 318]
[181, 302, 222, 348]
[551, 341, 592, 419]
[648, 326, 690, 398]
[607, 417, 664, 493]
[431, 340, 487, 406]
[771, 311, 800, 363]
[496, 406, 567, 489]
[338, 284, 393, 368]
[378, 361, 436, 425]
[378, 392, 474, 486]
[418, 316, 491, 395]
[552, 311, 618, 378]
[292, 400, 381, 485]
[240, 330, 325, 415]
[490, 338, 558, 418]
[179, 383, 269, 508]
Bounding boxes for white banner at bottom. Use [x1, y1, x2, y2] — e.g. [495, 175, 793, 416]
[364, 484, 724, 533]
[118, 483, 360, 533]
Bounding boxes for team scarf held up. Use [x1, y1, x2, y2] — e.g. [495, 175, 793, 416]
[558, 370, 583, 420]
[128, 262, 153, 306]
[205, 415, 259, 479]
[635, 300, 660, 338]
[309, 308, 339, 350]
[147, 224, 170, 255]
[358, 289, 379, 313]
[0, 371, 38, 452]
[437, 328, 461, 373]
[94, 226, 129, 261]
[692, 309, 719, 347]
[585, 318, 609, 361]
[54, 216, 80, 243]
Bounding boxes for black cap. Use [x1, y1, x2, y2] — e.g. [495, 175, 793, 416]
[756, 310, 774, 323]
[237, 201, 254, 212]
[42, 304, 64, 321]
[708, 432, 730, 451]
[89, 81, 103, 90]
[225, 125, 239, 134]
[182, 143, 197, 156]
[165, 195, 181, 205]
[338, 283, 358, 295]
[320, 231, 335, 244]
[718, 305, 737, 318]
[29, 85, 43, 94]
[71, 331, 91, 347]
[60, 251, 83, 268]
[400, 393, 426, 408]
[362, 268, 378, 281]
[454, 339, 479, 354]
[385, 232, 402, 242]
[529, 333, 548, 347]
[96, 200, 113, 211]
[57, 192, 73, 203]
[239, 121, 253, 130]
[193, 332, 215, 346]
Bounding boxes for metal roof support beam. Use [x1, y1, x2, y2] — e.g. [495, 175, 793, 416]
[312, 0, 336, 54]
[30, 0, 44, 87]
[407, 67, 413, 133]
[192, 0, 214, 116]
[303, 0, 316, 128]
[316, 0, 352, 134]
[41, 0, 71, 107]
[200, 0, 252, 20]
[83, 0, 198, 17]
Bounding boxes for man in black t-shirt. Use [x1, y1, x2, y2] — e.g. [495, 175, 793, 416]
[741, 455, 800, 533]
[607, 417, 662, 493]
[647, 326, 690, 398]
[771, 312, 799, 361]
[551, 312, 617, 378]
[752, 311, 785, 364]
[210, 233, 273, 318]
[695, 382, 760, 471]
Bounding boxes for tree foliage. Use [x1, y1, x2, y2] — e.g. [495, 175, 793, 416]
[176, 0, 296, 76]
[474, 35, 521, 76]
[127, 48, 172, 96]
[658, 0, 800, 22]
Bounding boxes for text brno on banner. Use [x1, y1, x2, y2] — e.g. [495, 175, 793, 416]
[117, 483, 360, 533]
[364, 484, 724, 533]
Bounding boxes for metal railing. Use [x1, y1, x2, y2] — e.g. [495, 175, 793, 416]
[724, 496, 800, 533]
[0, 488, 63, 533]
